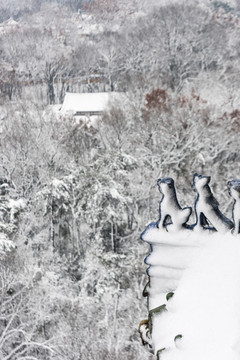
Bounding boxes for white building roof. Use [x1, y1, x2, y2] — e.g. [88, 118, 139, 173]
[60, 92, 126, 114]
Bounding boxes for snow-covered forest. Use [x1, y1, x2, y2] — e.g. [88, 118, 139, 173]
[0, 0, 240, 358]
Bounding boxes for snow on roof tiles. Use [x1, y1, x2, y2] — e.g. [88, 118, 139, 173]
[60, 92, 125, 114]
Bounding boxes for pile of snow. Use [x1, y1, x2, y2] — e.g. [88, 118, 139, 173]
[151, 233, 240, 360]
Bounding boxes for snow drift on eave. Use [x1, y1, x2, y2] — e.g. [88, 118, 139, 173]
[157, 234, 240, 360]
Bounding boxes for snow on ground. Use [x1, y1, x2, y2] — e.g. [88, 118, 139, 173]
[151, 233, 240, 360]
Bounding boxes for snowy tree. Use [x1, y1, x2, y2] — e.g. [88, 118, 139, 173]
[0, 263, 59, 360]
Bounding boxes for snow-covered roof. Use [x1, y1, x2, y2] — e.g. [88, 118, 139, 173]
[60, 92, 126, 114]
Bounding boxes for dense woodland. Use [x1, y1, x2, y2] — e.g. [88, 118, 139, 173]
[0, 0, 240, 358]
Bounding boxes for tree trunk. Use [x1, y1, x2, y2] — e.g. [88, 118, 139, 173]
[47, 74, 55, 104]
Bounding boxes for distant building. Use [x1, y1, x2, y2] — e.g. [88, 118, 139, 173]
[60, 92, 126, 117]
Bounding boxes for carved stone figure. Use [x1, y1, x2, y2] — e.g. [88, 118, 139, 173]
[228, 179, 240, 235]
[192, 173, 233, 233]
[157, 177, 192, 231]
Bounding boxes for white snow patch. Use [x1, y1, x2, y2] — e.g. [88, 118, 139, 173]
[109, 188, 125, 202]
[0, 18, 19, 34]
[0, 233, 15, 255]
